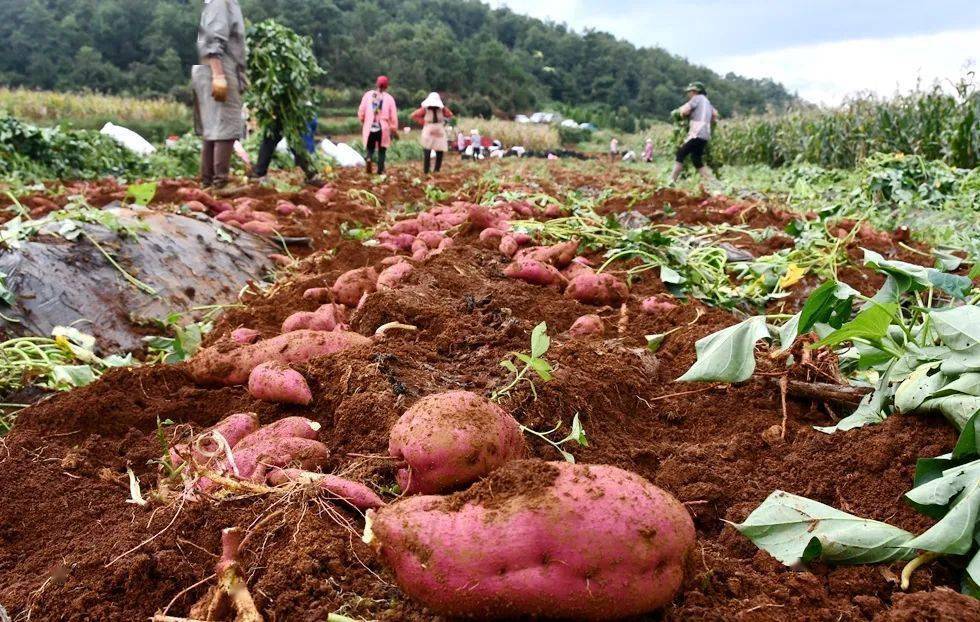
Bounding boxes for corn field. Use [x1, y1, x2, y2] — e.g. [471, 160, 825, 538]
[711, 81, 979, 169]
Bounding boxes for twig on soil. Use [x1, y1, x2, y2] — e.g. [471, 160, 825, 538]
[106, 498, 185, 568]
[374, 322, 417, 337]
[779, 374, 789, 439]
[771, 378, 871, 406]
[646, 384, 726, 402]
[157, 573, 216, 620]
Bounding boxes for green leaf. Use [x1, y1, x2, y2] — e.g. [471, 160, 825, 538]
[500, 359, 518, 374]
[864, 249, 972, 299]
[777, 312, 801, 352]
[125, 181, 157, 206]
[733, 491, 915, 566]
[905, 474, 980, 555]
[660, 265, 683, 284]
[815, 365, 894, 434]
[646, 332, 668, 353]
[931, 307, 980, 352]
[678, 316, 770, 383]
[798, 281, 858, 334]
[49, 364, 97, 389]
[813, 302, 898, 350]
[530, 357, 553, 381]
[530, 322, 550, 358]
[894, 362, 944, 413]
[564, 412, 589, 447]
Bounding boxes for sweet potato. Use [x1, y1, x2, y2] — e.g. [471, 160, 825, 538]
[215, 210, 241, 223]
[241, 221, 277, 236]
[248, 362, 312, 405]
[376, 231, 416, 251]
[390, 218, 421, 235]
[188, 330, 372, 385]
[314, 185, 335, 203]
[235, 436, 329, 481]
[302, 287, 331, 302]
[365, 460, 695, 620]
[565, 272, 629, 306]
[544, 204, 564, 218]
[641, 296, 679, 315]
[170, 412, 260, 468]
[479, 227, 505, 247]
[332, 267, 378, 306]
[499, 235, 520, 257]
[275, 201, 297, 215]
[230, 327, 261, 345]
[250, 211, 277, 224]
[466, 203, 510, 230]
[416, 230, 447, 248]
[562, 257, 595, 281]
[515, 241, 578, 268]
[377, 262, 414, 289]
[184, 200, 208, 213]
[503, 258, 566, 287]
[268, 253, 292, 267]
[282, 303, 347, 333]
[568, 314, 604, 337]
[388, 391, 525, 495]
[269, 468, 384, 511]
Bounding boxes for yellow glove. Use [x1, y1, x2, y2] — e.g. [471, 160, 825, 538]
[212, 75, 228, 102]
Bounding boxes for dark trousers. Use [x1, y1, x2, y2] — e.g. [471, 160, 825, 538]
[423, 150, 444, 174]
[254, 124, 315, 179]
[676, 138, 708, 168]
[201, 139, 235, 187]
[366, 130, 386, 174]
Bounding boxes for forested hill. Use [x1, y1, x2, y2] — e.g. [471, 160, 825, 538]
[0, 0, 796, 120]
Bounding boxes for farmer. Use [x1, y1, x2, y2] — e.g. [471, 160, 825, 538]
[469, 129, 483, 159]
[609, 137, 619, 162]
[249, 104, 320, 185]
[410, 92, 454, 175]
[671, 81, 718, 183]
[643, 138, 654, 163]
[193, 0, 248, 190]
[358, 76, 398, 175]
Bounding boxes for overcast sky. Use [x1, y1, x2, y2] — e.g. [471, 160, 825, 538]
[485, 0, 980, 104]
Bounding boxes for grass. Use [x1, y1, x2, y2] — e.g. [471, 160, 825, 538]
[454, 118, 561, 152]
[0, 87, 191, 141]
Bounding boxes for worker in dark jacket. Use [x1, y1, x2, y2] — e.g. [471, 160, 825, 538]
[193, 0, 248, 190]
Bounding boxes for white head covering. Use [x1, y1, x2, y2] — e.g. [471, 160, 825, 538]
[471, 128, 479, 135]
[421, 92, 444, 109]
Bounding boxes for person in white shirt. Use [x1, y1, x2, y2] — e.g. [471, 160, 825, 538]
[671, 81, 718, 183]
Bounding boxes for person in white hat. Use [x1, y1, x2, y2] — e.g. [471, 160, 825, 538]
[410, 92, 454, 174]
[470, 128, 484, 160]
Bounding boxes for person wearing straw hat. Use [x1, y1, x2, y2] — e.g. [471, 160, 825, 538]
[358, 75, 398, 175]
[410, 92, 454, 174]
[671, 81, 718, 183]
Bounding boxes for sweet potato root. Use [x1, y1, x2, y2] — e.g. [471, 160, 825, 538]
[568, 314, 604, 337]
[365, 460, 695, 620]
[247, 362, 312, 405]
[641, 296, 679, 315]
[230, 327, 261, 345]
[388, 391, 525, 494]
[515, 241, 579, 268]
[187, 330, 371, 385]
[269, 468, 384, 511]
[170, 412, 260, 468]
[332, 267, 378, 306]
[377, 261, 414, 289]
[281, 303, 347, 333]
[503, 258, 566, 287]
[565, 272, 629, 306]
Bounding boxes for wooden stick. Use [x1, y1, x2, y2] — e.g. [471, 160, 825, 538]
[771, 379, 871, 405]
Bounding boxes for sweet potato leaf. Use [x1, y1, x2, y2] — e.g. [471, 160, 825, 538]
[678, 316, 770, 383]
[864, 249, 972, 299]
[813, 302, 897, 350]
[733, 491, 915, 566]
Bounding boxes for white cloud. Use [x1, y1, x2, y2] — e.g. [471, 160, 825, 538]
[710, 28, 978, 105]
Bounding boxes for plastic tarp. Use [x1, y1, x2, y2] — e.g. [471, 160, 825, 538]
[319, 139, 366, 168]
[100, 122, 156, 156]
[0, 205, 277, 352]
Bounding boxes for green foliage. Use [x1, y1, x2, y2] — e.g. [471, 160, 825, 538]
[712, 80, 979, 169]
[246, 20, 324, 147]
[491, 322, 553, 401]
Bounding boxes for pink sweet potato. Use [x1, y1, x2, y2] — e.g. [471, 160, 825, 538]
[248, 362, 312, 406]
[282, 304, 347, 333]
[185, 200, 208, 213]
[436, 237, 454, 251]
[562, 257, 595, 281]
[388, 391, 525, 495]
[269, 468, 384, 511]
[499, 235, 520, 257]
[515, 241, 578, 268]
[390, 218, 421, 235]
[466, 203, 510, 230]
[365, 460, 695, 620]
[170, 412, 260, 468]
[269, 253, 292, 267]
[565, 272, 629, 306]
[568, 314, 604, 337]
[377, 261, 414, 289]
[416, 230, 447, 248]
[314, 185, 336, 203]
[235, 436, 329, 481]
[188, 330, 371, 385]
[503, 258, 566, 287]
[230, 327, 261, 345]
[275, 201, 297, 215]
[302, 287, 331, 302]
[332, 267, 378, 306]
[215, 210, 241, 223]
[479, 227, 505, 247]
[241, 221, 277, 236]
[250, 211, 277, 224]
[641, 296, 679, 315]
[377, 231, 416, 251]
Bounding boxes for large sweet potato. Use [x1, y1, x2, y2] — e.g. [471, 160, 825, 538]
[332, 267, 378, 306]
[231, 416, 326, 480]
[366, 460, 695, 620]
[187, 330, 371, 385]
[248, 362, 312, 405]
[503, 258, 566, 287]
[281, 303, 347, 333]
[565, 273, 629, 306]
[377, 261, 414, 289]
[567, 314, 604, 337]
[388, 391, 525, 495]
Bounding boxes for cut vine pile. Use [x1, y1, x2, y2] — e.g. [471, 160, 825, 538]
[0, 160, 978, 622]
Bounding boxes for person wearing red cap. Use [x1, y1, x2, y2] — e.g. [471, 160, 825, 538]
[358, 76, 398, 175]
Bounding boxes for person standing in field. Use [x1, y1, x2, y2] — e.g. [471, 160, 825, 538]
[358, 76, 398, 175]
[410, 92, 454, 175]
[671, 81, 718, 183]
[456, 130, 467, 157]
[610, 137, 619, 162]
[643, 138, 654, 163]
[193, 0, 247, 190]
[249, 103, 320, 185]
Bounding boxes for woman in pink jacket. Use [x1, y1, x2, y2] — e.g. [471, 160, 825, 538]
[358, 75, 398, 174]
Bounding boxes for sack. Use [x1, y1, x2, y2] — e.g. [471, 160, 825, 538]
[100, 123, 156, 156]
[319, 139, 366, 168]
